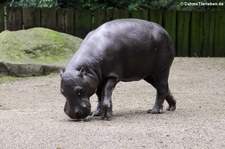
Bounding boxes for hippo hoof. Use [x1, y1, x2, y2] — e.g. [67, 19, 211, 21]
[91, 109, 101, 117]
[167, 105, 176, 111]
[147, 107, 163, 114]
[100, 107, 112, 120]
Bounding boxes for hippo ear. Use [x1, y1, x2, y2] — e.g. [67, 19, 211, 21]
[78, 67, 86, 77]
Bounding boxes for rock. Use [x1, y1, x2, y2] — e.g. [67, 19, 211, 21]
[0, 62, 63, 77]
[0, 28, 82, 77]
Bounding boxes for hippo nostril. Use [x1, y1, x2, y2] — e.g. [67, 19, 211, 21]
[82, 100, 91, 109]
[82, 104, 88, 109]
[74, 109, 80, 115]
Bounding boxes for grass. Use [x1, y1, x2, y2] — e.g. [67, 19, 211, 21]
[0, 72, 60, 84]
[0, 76, 22, 84]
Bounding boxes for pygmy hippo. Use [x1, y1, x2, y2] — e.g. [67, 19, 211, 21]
[60, 19, 176, 120]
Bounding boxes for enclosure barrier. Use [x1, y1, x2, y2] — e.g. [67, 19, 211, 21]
[0, 6, 224, 57]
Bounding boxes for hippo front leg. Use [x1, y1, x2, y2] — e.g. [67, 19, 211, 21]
[91, 88, 102, 117]
[100, 78, 117, 120]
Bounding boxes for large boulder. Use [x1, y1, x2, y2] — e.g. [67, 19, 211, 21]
[0, 28, 82, 77]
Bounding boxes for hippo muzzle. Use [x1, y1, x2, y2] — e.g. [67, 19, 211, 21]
[64, 99, 91, 120]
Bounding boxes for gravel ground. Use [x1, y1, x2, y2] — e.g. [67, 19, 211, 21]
[0, 58, 225, 149]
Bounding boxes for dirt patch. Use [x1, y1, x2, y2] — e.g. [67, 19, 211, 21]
[0, 58, 225, 149]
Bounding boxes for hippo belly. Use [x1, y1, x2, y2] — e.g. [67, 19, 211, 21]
[101, 48, 156, 82]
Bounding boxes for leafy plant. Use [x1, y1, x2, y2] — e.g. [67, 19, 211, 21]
[6, 0, 58, 7]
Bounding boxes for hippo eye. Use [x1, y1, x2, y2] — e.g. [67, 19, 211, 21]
[77, 89, 83, 96]
[74, 86, 83, 96]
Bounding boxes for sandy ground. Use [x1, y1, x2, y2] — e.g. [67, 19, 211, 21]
[0, 58, 225, 149]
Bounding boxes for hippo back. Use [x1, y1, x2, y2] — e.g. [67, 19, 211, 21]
[68, 19, 175, 82]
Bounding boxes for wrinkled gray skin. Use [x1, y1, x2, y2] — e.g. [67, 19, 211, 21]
[60, 19, 176, 120]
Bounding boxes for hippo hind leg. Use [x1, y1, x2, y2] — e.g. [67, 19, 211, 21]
[166, 90, 176, 111]
[144, 76, 176, 114]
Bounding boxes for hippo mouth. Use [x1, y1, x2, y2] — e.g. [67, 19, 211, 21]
[65, 106, 91, 121]
[69, 117, 87, 122]
[69, 112, 90, 120]
[68, 116, 93, 122]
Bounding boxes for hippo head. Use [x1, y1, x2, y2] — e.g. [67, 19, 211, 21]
[60, 67, 97, 120]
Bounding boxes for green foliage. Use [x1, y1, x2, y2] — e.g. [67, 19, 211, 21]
[80, 0, 150, 10]
[57, 0, 80, 8]
[0, 0, 8, 4]
[38, 0, 58, 7]
[7, 0, 58, 7]
[80, 0, 108, 10]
